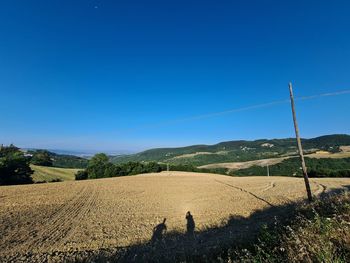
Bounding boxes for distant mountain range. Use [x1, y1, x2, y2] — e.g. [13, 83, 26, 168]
[110, 134, 350, 166]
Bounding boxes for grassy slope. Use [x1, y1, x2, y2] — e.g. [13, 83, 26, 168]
[31, 165, 81, 182]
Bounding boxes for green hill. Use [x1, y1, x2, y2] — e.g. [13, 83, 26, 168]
[233, 157, 350, 177]
[111, 134, 350, 166]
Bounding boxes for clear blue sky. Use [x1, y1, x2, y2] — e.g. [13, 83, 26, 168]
[1, 0, 349, 153]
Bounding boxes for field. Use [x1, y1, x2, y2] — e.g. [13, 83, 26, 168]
[31, 165, 81, 182]
[1, 172, 350, 262]
[199, 156, 288, 170]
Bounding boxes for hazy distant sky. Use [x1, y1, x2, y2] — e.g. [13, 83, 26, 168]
[1, 0, 350, 153]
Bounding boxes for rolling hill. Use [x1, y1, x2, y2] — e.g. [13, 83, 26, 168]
[26, 149, 89, 168]
[111, 134, 350, 166]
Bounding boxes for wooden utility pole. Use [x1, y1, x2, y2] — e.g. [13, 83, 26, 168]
[289, 83, 313, 201]
[267, 164, 270, 177]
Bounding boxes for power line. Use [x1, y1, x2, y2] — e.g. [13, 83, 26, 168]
[171, 89, 350, 123]
[123, 88, 350, 132]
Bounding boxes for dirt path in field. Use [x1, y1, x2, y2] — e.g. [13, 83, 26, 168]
[0, 172, 349, 262]
[214, 179, 275, 206]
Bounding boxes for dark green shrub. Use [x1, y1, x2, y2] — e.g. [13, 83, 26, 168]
[0, 144, 33, 185]
[49, 178, 62, 183]
[30, 150, 53, 166]
[75, 170, 88, 180]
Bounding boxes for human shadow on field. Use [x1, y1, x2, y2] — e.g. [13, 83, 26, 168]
[71, 185, 350, 263]
[186, 211, 195, 238]
[151, 218, 167, 244]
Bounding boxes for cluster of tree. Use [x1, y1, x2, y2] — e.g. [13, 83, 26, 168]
[308, 168, 350, 178]
[76, 153, 228, 180]
[30, 150, 53, 166]
[28, 150, 88, 168]
[51, 154, 88, 168]
[304, 134, 350, 150]
[0, 145, 33, 185]
[233, 157, 350, 178]
[75, 153, 163, 180]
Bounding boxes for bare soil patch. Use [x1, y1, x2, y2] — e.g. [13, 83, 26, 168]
[1, 172, 349, 262]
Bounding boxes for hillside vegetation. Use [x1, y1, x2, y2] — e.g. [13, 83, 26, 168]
[234, 157, 350, 177]
[111, 134, 350, 166]
[197, 193, 350, 263]
[28, 149, 89, 168]
[225, 193, 350, 263]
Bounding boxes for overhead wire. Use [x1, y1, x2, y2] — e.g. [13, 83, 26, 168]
[123, 89, 350, 132]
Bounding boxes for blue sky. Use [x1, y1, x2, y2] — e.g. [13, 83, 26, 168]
[1, 0, 350, 153]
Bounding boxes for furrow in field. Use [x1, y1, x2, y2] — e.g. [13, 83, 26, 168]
[1, 173, 350, 262]
[59, 186, 99, 246]
[26, 186, 97, 252]
[2, 185, 97, 255]
[0, 186, 85, 250]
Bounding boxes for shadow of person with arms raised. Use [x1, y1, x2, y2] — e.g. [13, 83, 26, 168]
[151, 218, 167, 244]
[186, 211, 195, 238]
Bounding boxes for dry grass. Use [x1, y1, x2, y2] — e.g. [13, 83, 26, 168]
[199, 157, 288, 170]
[168, 151, 229, 160]
[31, 164, 81, 182]
[305, 151, 350, 159]
[170, 152, 215, 160]
[0, 172, 349, 262]
[340, 146, 350, 152]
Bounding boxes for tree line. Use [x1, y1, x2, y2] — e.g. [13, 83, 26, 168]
[75, 153, 227, 180]
[2, 143, 349, 186]
[28, 150, 88, 168]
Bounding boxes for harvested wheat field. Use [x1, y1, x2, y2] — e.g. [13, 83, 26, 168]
[1, 172, 350, 262]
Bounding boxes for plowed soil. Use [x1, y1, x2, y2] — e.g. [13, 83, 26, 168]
[1, 172, 349, 262]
